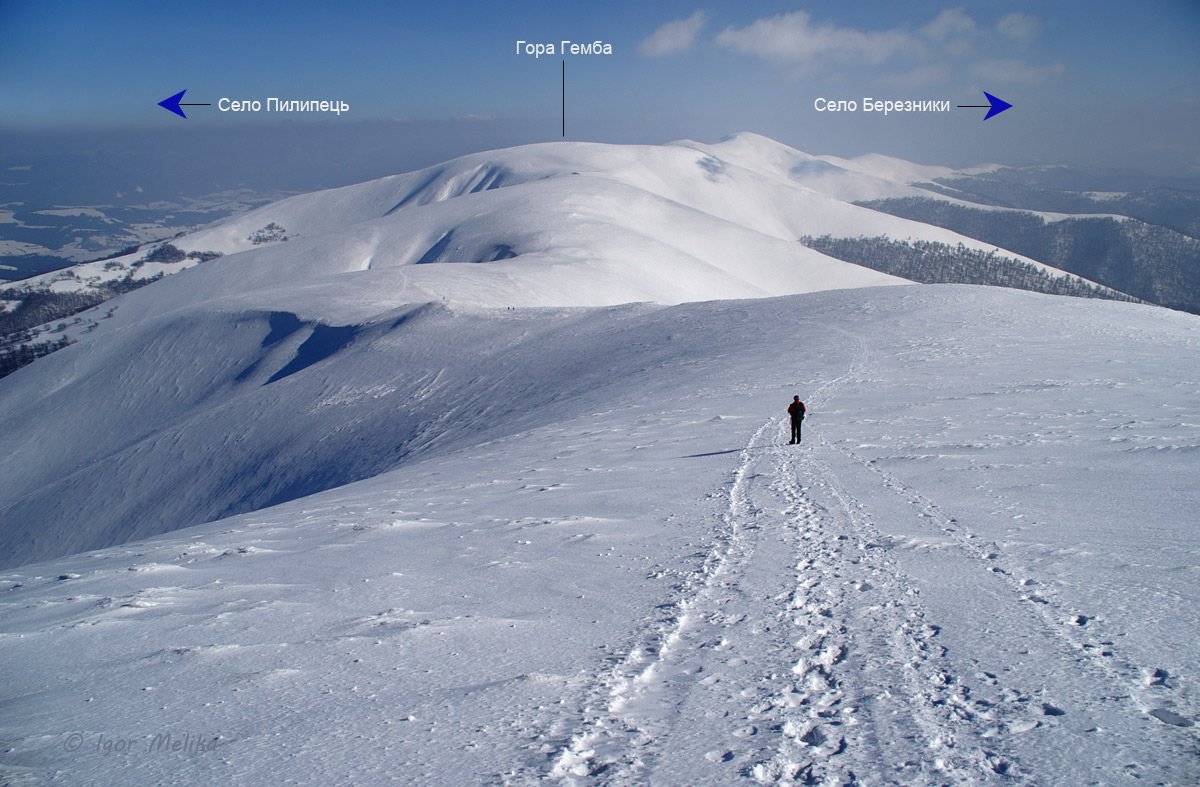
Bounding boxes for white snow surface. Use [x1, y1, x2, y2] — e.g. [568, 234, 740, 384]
[1, 135, 1198, 784]
[10, 133, 1094, 311]
[2, 285, 1198, 785]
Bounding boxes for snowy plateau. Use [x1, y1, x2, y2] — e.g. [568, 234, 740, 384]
[1, 134, 1198, 785]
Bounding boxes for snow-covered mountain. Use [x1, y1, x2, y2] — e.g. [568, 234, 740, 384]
[1, 135, 1197, 785]
[3, 133, 1140, 380]
[7, 134, 1143, 565]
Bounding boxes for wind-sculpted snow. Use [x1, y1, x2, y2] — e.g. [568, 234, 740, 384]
[9, 133, 1087, 317]
[7, 133, 1123, 386]
[2, 286, 1198, 785]
[2, 135, 1198, 783]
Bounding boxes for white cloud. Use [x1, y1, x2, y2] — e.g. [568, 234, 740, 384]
[639, 11, 708, 58]
[715, 9, 1057, 85]
[996, 13, 1039, 44]
[971, 58, 1065, 84]
[920, 8, 977, 55]
[715, 11, 916, 67]
[922, 8, 977, 41]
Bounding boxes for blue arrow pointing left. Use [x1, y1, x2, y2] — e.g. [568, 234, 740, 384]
[158, 90, 189, 119]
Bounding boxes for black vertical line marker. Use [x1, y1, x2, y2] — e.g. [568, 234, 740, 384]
[561, 60, 566, 137]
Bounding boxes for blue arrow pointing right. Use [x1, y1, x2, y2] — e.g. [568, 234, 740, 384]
[982, 91, 1013, 120]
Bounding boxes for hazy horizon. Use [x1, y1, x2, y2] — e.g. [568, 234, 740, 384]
[3, 1, 1198, 189]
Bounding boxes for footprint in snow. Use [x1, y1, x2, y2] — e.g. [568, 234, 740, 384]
[1143, 667, 1169, 687]
[1149, 708, 1193, 727]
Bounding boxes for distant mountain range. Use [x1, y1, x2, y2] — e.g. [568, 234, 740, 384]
[11, 133, 1200, 378]
[856, 163, 1200, 312]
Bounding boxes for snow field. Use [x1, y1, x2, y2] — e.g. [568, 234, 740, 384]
[2, 285, 1197, 785]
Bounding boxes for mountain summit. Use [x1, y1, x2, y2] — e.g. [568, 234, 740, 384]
[0, 134, 1174, 566]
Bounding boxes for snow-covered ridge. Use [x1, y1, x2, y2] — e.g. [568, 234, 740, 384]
[0, 135, 1150, 564]
[10, 133, 1110, 323]
[2, 286, 1197, 784]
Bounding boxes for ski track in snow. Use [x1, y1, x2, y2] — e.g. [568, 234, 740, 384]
[525, 337, 1017, 785]
[821, 438, 1200, 759]
[510, 322, 1199, 785]
[4, 287, 1198, 786]
[532, 439, 1011, 786]
[530, 336, 867, 785]
[536, 417, 780, 785]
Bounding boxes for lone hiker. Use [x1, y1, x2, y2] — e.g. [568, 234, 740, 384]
[788, 396, 806, 444]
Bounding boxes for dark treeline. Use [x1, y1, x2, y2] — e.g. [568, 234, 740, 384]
[799, 235, 1140, 303]
[0, 275, 164, 379]
[0, 245, 224, 379]
[0, 336, 71, 379]
[0, 276, 161, 337]
[856, 197, 1200, 313]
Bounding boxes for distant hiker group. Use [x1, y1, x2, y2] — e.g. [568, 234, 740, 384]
[788, 395, 806, 444]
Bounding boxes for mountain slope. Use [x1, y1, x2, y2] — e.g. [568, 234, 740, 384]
[8, 135, 917, 312]
[2, 135, 925, 566]
[0, 134, 1172, 568]
[1, 134, 1198, 784]
[6, 134, 1137, 386]
[1, 286, 1197, 785]
[857, 196, 1200, 312]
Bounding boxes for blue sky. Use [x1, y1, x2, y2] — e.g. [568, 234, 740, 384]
[2, 1, 1198, 174]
